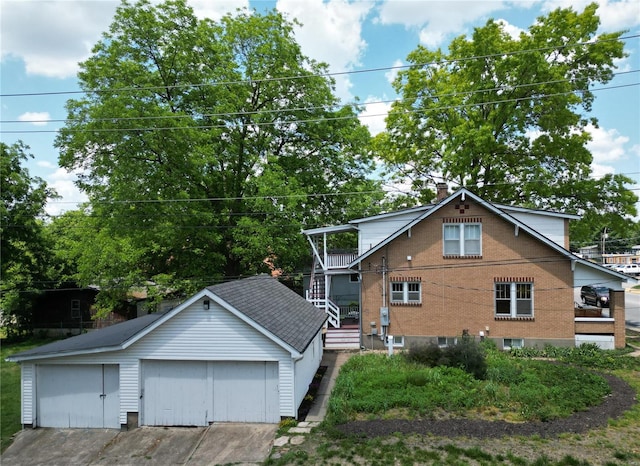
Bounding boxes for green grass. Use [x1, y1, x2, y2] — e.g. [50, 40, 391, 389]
[1, 336, 58, 453]
[269, 342, 640, 465]
[326, 350, 612, 424]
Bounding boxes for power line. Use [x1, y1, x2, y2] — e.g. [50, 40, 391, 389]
[2, 69, 638, 127]
[1, 33, 637, 99]
[3, 81, 639, 135]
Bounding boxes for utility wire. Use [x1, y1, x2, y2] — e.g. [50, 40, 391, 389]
[1, 33, 637, 99]
[3, 81, 639, 134]
[2, 69, 638, 126]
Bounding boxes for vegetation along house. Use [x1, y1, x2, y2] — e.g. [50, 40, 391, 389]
[305, 186, 634, 351]
[6, 275, 326, 429]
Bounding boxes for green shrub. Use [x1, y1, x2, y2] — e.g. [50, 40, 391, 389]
[442, 336, 487, 379]
[405, 343, 443, 367]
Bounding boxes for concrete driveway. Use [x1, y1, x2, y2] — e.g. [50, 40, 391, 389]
[1, 423, 278, 465]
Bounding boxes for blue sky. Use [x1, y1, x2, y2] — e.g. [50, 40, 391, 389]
[1, 0, 639, 216]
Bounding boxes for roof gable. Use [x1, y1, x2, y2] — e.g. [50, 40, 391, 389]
[348, 188, 631, 283]
[206, 275, 327, 353]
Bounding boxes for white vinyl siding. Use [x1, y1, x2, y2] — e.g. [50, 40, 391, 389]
[20, 299, 314, 426]
[21, 363, 35, 425]
[357, 211, 425, 254]
[443, 223, 482, 256]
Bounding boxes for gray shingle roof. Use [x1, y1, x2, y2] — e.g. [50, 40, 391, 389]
[7, 312, 165, 360]
[207, 275, 327, 353]
[7, 275, 326, 361]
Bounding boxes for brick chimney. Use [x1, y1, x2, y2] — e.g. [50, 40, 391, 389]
[436, 183, 448, 202]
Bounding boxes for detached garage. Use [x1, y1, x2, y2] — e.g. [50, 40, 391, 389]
[7, 275, 326, 428]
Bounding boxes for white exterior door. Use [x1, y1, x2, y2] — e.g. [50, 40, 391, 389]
[212, 361, 279, 423]
[36, 364, 119, 428]
[142, 360, 208, 426]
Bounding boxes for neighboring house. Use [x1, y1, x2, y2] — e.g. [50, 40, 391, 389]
[7, 275, 326, 429]
[31, 284, 140, 336]
[304, 186, 634, 351]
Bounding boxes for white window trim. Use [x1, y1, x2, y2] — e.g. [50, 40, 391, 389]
[495, 283, 534, 318]
[385, 335, 405, 347]
[503, 338, 524, 350]
[437, 336, 457, 348]
[390, 281, 422, 305]
[443, 223, 482, 256]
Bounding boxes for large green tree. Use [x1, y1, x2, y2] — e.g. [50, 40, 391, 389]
[376, 3, 637, 233]
[56, 0, 381, 308]
[1, 141, 57, 337]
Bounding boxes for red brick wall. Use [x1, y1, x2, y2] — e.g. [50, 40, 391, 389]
[359, 196, 575, 345]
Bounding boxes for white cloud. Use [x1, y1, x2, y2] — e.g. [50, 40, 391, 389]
[0, 1, 119, 78]
[385, 59, 404, 85]
[586, 123, 629, 164]
[18, 112, 50, 127]
[187, 0, 249, 21]
[495, 18, 524, 39]
[377, 0, 507, 47]
[0, 0, 250, 79]
[276, 0, 373, 100]
[45, 168, 88, 217]
[541, 0, 640, 31]
[359, 97, 392, 136]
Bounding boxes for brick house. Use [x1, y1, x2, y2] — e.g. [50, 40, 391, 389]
[304, 187, 633, 350]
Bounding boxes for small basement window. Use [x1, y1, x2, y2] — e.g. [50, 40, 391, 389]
[503, 338, 524, 350]
[437, 336, 457, 347]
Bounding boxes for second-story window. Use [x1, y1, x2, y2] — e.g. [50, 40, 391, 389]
[443, 223, 482, 256]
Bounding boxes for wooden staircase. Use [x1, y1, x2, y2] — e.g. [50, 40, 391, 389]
[325, 325, 360, 350]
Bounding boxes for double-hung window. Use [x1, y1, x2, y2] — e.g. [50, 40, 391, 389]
[390, 281, 421, 305]
[495, 282, 533, 317]
[443, 223, 481, 256]
[71, 299, 81, 319]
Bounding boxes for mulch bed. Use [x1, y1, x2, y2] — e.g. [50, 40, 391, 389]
[298, 365, 328, 420]
[336, 372, 637, 439]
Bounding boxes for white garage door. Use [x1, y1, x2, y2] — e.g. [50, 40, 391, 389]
[142, 360, 279, 426]
[36, 364, 119, 428]
[212, 361, 279, 423]
[142, 360, 208, 426]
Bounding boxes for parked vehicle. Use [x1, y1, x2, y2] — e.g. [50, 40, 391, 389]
[615, 263, 640, 276]
[580, 285, 610, 308]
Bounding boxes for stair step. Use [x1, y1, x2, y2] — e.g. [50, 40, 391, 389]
[325, 329, 360, 349]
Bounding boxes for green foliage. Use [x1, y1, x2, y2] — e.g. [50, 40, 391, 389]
[376, 3, 636, 222]
[510, 343, 640, 370]
[405, 336, 488, 379]
[55, 0, 382, 310]
[1, 141, 58, 337]
[327, 351, 612, 425]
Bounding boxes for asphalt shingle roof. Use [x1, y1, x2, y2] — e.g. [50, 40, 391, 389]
[207, 275, 327, 353]
[8, 275, 326, 361]
[7, 312, 165, 360]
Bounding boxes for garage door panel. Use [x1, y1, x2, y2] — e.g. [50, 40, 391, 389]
[37, 365, 119, 428]
[212, 362, 278, 423]
[142, 360, 208, 426]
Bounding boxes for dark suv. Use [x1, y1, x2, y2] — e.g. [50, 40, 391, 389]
[580, 285, 609, 308]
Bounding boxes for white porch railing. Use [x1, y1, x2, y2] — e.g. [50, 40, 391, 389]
[325, 252, 358, 269]
[307, 296, 341, 328]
